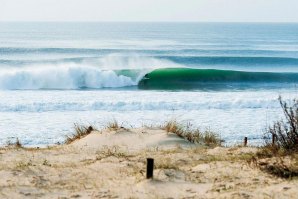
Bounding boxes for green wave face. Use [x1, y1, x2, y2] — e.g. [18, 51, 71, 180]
[138, 68, 298, 90]
[115, 69, 144, 82]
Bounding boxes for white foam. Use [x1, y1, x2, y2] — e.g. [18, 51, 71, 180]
[0, 90, 295, 112]
[0, 65, 136, 89]
[91, 53, 179, 70]
[0, 55, 181, 90]
[0, 99, 281, 112]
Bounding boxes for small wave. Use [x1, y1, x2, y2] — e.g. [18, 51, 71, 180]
[0, 47, 129, 55]
[159, 56, 298, 66]
[1, 47, 298, 55]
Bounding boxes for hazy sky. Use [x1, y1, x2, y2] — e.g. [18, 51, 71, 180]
[0, 0, 297, 22]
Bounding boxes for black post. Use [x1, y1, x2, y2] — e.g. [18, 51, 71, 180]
[244, 137, 248, 147]
[272, 134, 276, 145]
[146, 158, 154, 179]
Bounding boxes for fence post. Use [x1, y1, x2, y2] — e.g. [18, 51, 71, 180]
[146, 158, 154, 179]
[244, 137, 248, 147]
[272, 134, 276, 145]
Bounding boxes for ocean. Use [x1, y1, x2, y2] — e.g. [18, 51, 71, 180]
[0, 22, 297, 146]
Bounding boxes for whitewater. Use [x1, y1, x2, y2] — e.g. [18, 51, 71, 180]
[0, 22, 298, 146]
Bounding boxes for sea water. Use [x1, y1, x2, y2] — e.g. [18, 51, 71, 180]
[0, 22, 297, 146]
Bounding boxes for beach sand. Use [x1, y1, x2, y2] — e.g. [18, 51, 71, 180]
[0, 127, 297, 198]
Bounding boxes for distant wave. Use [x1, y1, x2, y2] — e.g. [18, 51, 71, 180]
[158, 56, 298, 66]
[0, 47, 116, 54]
[2, 55, 298, 67]
[1, 47, 298, 55]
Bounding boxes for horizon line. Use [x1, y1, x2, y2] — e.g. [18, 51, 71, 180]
[0, 21, 298, 23]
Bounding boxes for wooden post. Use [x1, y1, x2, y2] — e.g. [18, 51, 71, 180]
[244, 137, 248, 147]
[146, 158, 154, 179]
[272, 134, 276, 145]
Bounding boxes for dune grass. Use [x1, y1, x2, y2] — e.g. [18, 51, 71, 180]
[65, 124, 95, 144]
[161, 120, 221, 146]
[6, 138, 23, 148]
[106, 120, 121, 131]
[15, 138, 22, 148]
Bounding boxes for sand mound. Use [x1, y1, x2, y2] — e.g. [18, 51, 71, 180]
[71, 128, 195, 151]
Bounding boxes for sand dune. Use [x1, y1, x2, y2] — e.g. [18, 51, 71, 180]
[0, 128, 297, 198]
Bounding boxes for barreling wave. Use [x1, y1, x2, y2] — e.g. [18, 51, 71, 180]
[0, 55, 180, 90]
[1, 64, 298, 90]
[138, 68, 298, 90]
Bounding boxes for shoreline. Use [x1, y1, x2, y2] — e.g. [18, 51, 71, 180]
[0, 126, 297, 198]
[1, 89, 297, 148]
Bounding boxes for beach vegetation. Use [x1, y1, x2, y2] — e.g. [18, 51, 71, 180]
[96, 146, 133, 161]
[6, 138, 23, 148]
[161, 120, 221, 146]
[106, 120, 120, 131]
[65, 124, 95, 144]
[155, 157, 179, 170]
[16, 160, 33, 169]
[250, 97, 298, 179]
[262, 159, 298, 179]
[261, 97, 298, 156]
[42, 159, 51, 166]
[15, 138, 22, 148]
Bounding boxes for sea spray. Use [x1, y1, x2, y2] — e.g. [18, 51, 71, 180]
[0, 65, 136, 89]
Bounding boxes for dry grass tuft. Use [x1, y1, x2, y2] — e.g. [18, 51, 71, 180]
[65, 124, 95, 144]
[162, 119, 183, 136]
[262, 163, 298, 179]
[96, 146, 133, 160]
[6, 138, 23, 148]
[202, 130, 222, 146]
[161, 120, 221, 146]
[15, 138, 22, 148]
[106, 120, 120, 131]
[155, 157, 179, 170]
[250, 154, 298, 179]
[256, 145, 282, 158]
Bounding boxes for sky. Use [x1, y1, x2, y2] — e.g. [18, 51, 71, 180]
[0, 0, 298, 22]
